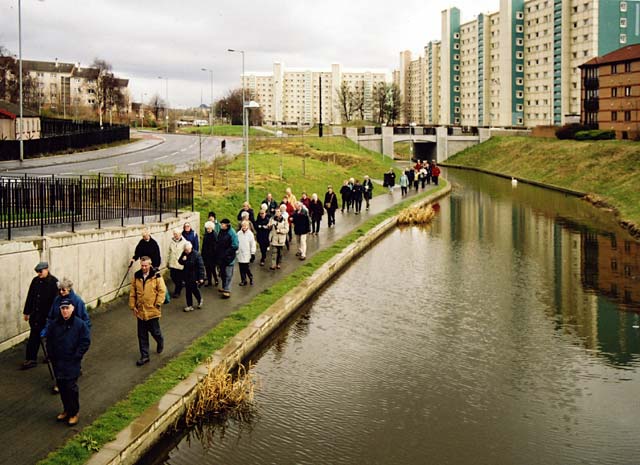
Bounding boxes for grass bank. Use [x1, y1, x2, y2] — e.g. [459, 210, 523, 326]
[193, 135, 398, 223]
[447, 136, 640, 227]
[39, 136, 409, 465]
[183, 125, 265, 137]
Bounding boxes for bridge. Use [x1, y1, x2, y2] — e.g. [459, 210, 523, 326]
[335, 126, 530, 162]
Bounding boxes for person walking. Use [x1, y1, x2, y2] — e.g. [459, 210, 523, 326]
[207, 211, 221, 235]
[419, 165, 428, 189]
[201, 221, 218, 287]
[237, 220, 256, 286]
[284, 187, 297, 206]
[129, 256, 166, 366]
[216, 218, 239, 299]
[262, 193, 278, 217]
[179, 242, 205, 312]
[182, 222, 199, 252]
[129, 228, 161, 269]
[431, 162, 441, 185]
[309, 193, 324, 235]
[237, 201, 256, 227]
[292, 201, 310, 260]
[22, 261, 58, 370]
[255, 207, 271, 266]
[324, 186, 338, 227]
[386, 168, 396, 193]
[362, 175, 374, 210]
[167, 228, 188, 298]
[281, 196, 295, 246]
[268, 209, 289, 270]
[352, 179, 364, 214]
[400, 171, 409, 196]
[299, 192, 311, 210]
[413, 169, 420, 192]
[339, 180, 351, 213]
[46, 298, 90, 426]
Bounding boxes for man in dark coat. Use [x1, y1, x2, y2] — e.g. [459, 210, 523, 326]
[22, 261, 58, 369]
[215, 218, 239, 299]
[46, 298, 91, 426]
[201, 221, 219, 287]
[179, 242, 206, 312]
[339, 180, 352, 213]
[324, 186, 338, 228]
[362, 175, 374, 210]
[130, 228, 161, 268]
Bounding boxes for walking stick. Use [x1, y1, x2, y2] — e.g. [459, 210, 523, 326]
[115, 262, 133, 298]
[40, 338, 55, 381]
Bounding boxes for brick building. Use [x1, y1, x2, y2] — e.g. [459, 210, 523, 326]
[580, 43, 640, 138]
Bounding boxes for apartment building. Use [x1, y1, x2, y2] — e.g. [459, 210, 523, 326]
[397, 0, 640, 127]
[0, 57, 129, 116]
[243, 63, 387, 125]
[580, 44, 640, 138]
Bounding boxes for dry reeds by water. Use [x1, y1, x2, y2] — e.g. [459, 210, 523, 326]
[185, 362, 256, 427]
[397, 204, 436, 225]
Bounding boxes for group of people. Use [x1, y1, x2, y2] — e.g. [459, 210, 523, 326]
[339, 176, 374, 214]
[399, 160, 441, 195]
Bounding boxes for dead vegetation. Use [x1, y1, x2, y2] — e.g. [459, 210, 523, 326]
[185, 362, 256, 426]
[397, 204, 436, 225]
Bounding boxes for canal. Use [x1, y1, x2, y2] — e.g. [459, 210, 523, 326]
[145, 169, 640, 465]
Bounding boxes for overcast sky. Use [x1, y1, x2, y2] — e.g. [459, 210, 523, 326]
[1, 0, 497, 108]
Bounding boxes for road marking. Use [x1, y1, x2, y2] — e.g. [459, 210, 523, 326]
[89, 166, 117, 172]
[128, 160, 148, 166]
[156, 155, 168, 160]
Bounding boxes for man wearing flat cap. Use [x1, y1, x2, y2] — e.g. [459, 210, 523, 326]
[22, 261, 58, 370]
[46, 298, 91, 426]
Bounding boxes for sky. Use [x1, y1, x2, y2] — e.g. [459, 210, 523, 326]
[0, 0, 498, 108]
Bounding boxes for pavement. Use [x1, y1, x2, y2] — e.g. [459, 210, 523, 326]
[0, 173, 437, 465]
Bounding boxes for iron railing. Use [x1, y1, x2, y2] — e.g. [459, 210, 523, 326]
[0, 174, 194, 239]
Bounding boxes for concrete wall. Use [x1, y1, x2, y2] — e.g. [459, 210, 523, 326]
[356, 135, 382, 153]
[0, 212, 199, 352]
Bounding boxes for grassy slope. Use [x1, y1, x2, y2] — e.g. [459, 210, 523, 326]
[183, 125, 265, 137]
[447, 136, 640, 224]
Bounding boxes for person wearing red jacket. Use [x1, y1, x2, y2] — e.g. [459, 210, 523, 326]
[431, 162, 441, 185]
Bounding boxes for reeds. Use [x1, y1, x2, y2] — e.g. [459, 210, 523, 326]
[185, 362, 256, 426]
[397, 204, 436, 225]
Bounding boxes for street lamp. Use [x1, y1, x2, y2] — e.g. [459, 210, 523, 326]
[18, 0, 24, 161]
[409, 122, 416, 161]
[157, 76, 169, 133]
[228, 49, 248, 200]
[243, 100, 259, 202]
[201, 67, 214, 136]
[140, 92, 147, 129]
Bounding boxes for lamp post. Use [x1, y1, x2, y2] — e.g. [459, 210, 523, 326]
[243, 100, 260, 202]
[228, 49, 247, 199]
[140, 92, 147, 129]
[18, 0, 24, 161]
[201, 67, 214, 136]
[157, 76, 169, 133]
[409, 121, 416, 161]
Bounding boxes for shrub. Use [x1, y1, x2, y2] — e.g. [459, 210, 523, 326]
[555, 123, 591, 140]
[574, 129, 615, 140]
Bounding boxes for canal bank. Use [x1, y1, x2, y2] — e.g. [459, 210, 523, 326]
[85, 183, 450, 465]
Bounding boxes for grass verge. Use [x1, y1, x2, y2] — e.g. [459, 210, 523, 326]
[38, 180, 447, 465]
[447, 136, 640, 225]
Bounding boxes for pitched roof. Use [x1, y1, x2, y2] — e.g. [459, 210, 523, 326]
[0, 100, 39, 119]
[71, 67, 99, 79]
[22, 59, 75, 73]
[580, 44, 640, 67]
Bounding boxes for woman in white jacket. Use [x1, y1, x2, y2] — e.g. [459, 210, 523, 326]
[167, 228, 188, 297]
[236, 220, 256, 286]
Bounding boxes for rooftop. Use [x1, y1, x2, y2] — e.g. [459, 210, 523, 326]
[580, 44, 640, 67]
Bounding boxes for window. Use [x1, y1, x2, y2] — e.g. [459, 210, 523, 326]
[612, 87, 618, 97]
[612, 111, 618, 121]
[625, 110, 631, 121]
[516, 25, 524, 32]
[621, 17, 627, 28]
[621, 1, 627, 12]
[612, 64, 618, 74]
[625, 86, 632, 96]
[621, 33, 627, 44]
[516, 51, 524, 59]
[516, 11, 524, 19]
[625, 62, 632, 72]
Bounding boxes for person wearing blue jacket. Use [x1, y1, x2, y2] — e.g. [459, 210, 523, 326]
[182, 222, 199, 252]
[46, 298, 91, 426]
[42, 277, 91, 337]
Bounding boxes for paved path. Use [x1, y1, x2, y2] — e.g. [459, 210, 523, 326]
[0, 179, 438, 465]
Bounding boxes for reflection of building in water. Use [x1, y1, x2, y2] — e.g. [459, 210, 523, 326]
[584, 232, 640, 309]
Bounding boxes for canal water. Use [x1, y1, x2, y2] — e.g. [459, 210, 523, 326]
[145, 169, 640, 465]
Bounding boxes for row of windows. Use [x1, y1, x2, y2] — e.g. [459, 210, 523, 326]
[611, 62, 633, 74]
[611, 111, 632, 121]
[610, 86, 633, 97]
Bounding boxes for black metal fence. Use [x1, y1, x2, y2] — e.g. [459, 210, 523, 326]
[0, 174, 194, 239]
[0, 120, 130, 161]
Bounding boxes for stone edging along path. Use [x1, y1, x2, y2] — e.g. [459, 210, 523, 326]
[86, 183, 452, 465]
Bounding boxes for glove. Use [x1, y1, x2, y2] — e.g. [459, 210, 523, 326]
[250, 254, 256, 263]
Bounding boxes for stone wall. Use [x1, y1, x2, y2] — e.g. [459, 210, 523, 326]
[0, 212, 199, 352]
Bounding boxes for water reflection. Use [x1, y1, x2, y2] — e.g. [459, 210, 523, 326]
[145, 169, 640, 465]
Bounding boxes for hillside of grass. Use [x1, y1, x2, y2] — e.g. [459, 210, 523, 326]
[447, 136, 640, 226]
[191, 135, 398, 223]
[183, 125, 266, 137]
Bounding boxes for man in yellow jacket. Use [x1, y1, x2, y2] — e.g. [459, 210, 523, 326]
[129, 256, 166, 366]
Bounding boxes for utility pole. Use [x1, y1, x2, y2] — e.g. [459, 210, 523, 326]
[318, 75, 323, 137]
[18, 0, 24, 161]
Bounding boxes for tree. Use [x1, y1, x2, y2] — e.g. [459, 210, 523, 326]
[386, 82, 403, 125]
[214, 88, 262, 126]
[91, 58, 126, 126]
[335, 81, 355, 122]
[352, 85, 366, 121]
[148, 93, 165, 121]
[0, 45, 39, 111]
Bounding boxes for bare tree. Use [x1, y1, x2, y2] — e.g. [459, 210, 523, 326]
[335, 81, 355, 123]
[0, 47, 39, 110]
[352, 85, 366, 121]
[91, 58, 125, 126]
[148, 93, 165, 122]
[215, 88, 262, 126]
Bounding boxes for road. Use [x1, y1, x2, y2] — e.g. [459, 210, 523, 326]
[1, 131, 242, 176]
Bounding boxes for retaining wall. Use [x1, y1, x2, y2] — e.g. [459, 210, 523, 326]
[86, 184, 452, 465]
[0, 212, 199, 352]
